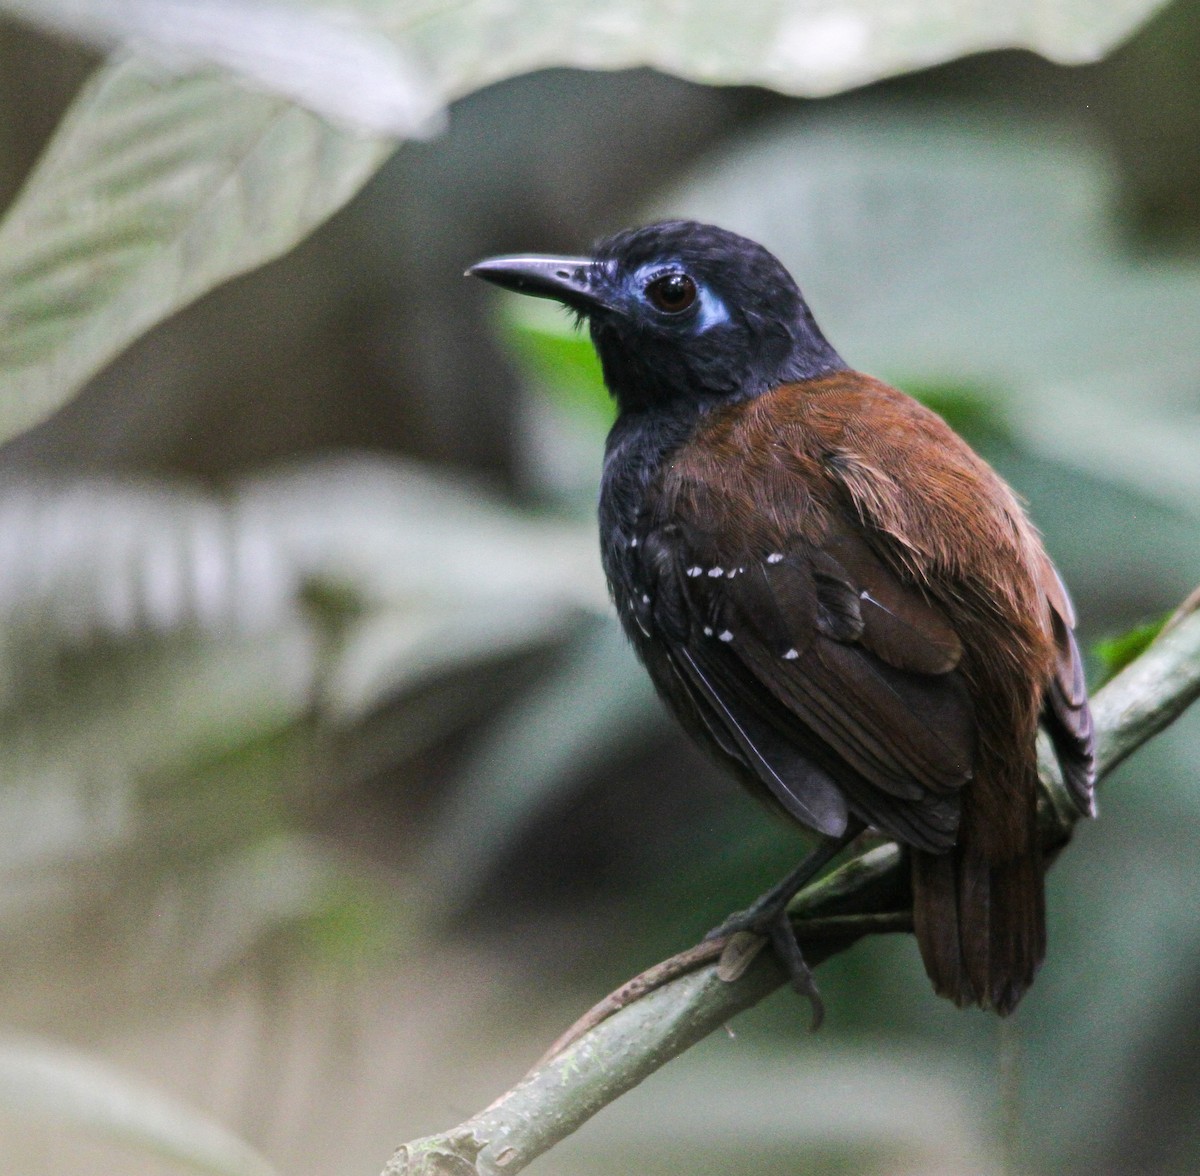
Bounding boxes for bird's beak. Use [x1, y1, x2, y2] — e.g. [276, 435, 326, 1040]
[466, 254, 610, 313]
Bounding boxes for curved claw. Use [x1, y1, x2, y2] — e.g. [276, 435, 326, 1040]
[766, 912, 825, 1030]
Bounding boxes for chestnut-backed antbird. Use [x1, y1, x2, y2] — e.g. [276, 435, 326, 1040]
[469, 221, 1096, 1019]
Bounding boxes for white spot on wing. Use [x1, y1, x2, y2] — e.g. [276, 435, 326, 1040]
[708, 567, 724, 577]
[641, 594, 650, 604]
[718, 630, 734, 642]
[783, 648, 799, 660]
[687, 566, 702, 577]
[703, 626, 713, 636]
[767, 552, 784, 564]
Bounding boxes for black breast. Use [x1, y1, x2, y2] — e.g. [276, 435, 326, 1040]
[599, 410, 696, 618]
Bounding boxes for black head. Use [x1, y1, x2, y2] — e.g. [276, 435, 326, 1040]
[468, 220, 845, 414]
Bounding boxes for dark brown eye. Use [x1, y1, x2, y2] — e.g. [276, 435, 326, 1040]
[645, 273, 697, 313]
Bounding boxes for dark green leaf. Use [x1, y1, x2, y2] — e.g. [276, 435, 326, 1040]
[1093, 615, 1169, 683]
[501, 303, 613, 431]
[900, 381, 1016, 450]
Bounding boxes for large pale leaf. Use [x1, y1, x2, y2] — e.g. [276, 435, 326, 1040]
[0, 58, 392, 442]
[0, 0, 444, 135]
[398, 0, 1171, 99]
[0, 1036, 277, 1175]
[0, 0, 1170, 444]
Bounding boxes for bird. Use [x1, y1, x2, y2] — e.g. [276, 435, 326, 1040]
[468, 220, 1095, 1020]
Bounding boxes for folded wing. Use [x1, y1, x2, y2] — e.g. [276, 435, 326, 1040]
[632, 516, 976, 851]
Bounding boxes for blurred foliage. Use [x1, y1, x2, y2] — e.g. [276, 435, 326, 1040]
[0, 0, 447, 136]
[0, 0, 1195, 1175]
[653, 108, 1200, 522]
[501, 300, 613, 432]
[895, 382, 1018, 453]
[1094, 615, 1171, 682]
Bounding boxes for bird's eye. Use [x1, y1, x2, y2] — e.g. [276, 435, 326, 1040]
[645, 273, 697, 314]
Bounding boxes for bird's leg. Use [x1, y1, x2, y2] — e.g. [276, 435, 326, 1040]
[706, 820, 864, 940]
[705, 820, 865, 1027]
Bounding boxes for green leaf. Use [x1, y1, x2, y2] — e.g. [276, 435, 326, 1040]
[0, 1036, 277, 1176]
[0, 57, 391, 443]
[899, 380, 1017, 451]
[1093, 616, 1169, 683]
[500, 298, 613, 432]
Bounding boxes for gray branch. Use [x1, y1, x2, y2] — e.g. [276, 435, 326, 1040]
[382, 602, 1200, 1176]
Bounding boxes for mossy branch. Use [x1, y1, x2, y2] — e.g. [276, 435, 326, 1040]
[382, 596, 1200, 1176]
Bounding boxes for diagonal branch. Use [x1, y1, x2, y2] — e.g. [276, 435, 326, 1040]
[382, 599, 1200, 1176]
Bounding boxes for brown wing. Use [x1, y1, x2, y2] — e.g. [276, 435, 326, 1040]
[632, 513, 976, 852]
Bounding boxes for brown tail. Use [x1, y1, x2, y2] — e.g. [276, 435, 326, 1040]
[911, 775, 1046, 1015]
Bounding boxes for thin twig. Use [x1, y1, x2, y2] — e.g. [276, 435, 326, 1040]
[531, 909, 914, 1072]
[530, 937, 729, 1072]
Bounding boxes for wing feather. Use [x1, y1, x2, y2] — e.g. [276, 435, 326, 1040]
[636, 519, 974, 849]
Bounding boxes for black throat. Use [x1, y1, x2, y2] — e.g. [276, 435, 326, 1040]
[599, 409, 690, 585]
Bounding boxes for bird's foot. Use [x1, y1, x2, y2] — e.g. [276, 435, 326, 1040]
[706, 905, 825, 1030]
[700, 824, 863, 1028]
